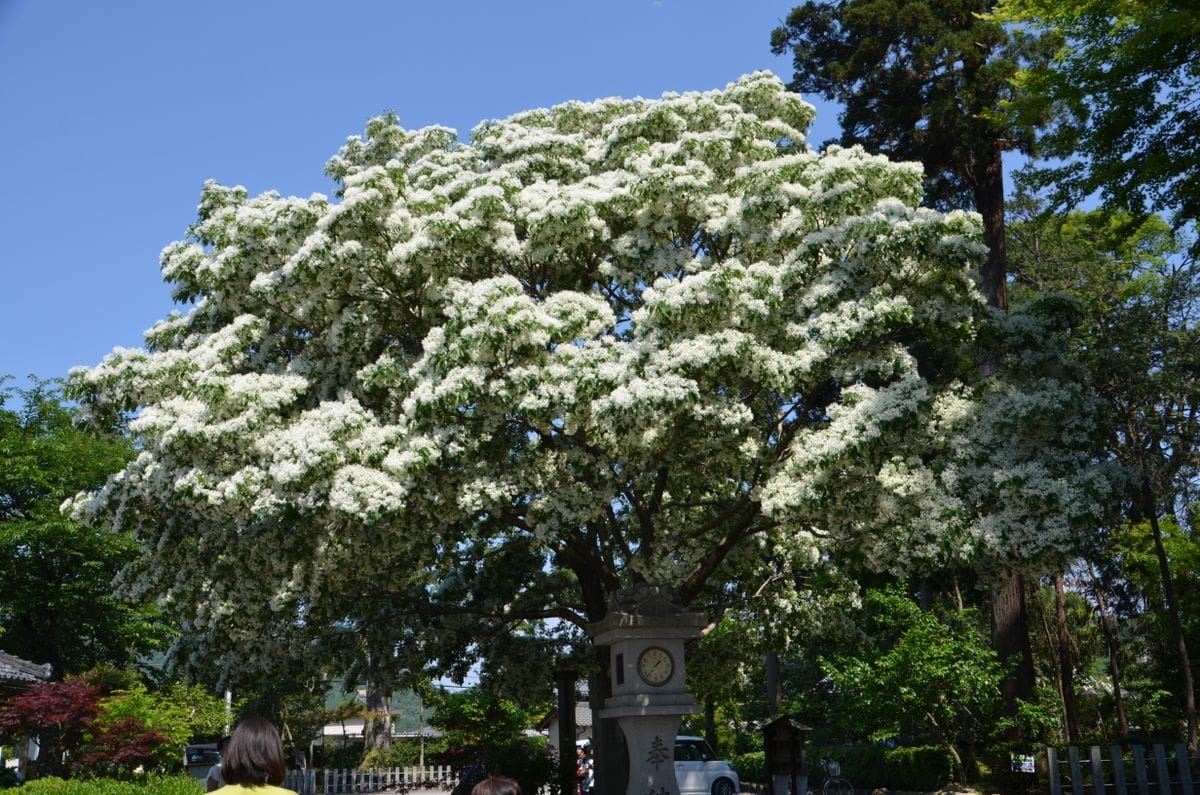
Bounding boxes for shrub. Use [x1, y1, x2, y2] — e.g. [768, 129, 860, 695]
[0, 678, 102, 778]
[0, 674, 218, 779]
[360, 736, 449, 770]
[15, 775, 202, 794]
[318, 741, 366, 769]
[729, 751, 765, 783]
[72, 716, 175, 779]
[485, 737, 558, 795]
[806, 744, 955, 791]
[882, 746, 956, 791]
[429, 690, 533, 751]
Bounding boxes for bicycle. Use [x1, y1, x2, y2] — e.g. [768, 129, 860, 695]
[807, 758, 853, 795]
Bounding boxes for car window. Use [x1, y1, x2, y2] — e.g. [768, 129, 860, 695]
[674, 740, 717, 762]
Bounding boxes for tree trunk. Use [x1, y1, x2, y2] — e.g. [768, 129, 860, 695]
[1143, 475, 1198, 752]
[944, 742, 965, 784]
[1055, 574, 1079, 742]
[419, 700, 426, 767]
[1089, 564, 1129, 737]
[992, 572, 1037, 730]
[362, 685, 392, 756]
[973, 145, 1038, 730]
[972, 143, 1009, 314]
[918, 577, 933, 610]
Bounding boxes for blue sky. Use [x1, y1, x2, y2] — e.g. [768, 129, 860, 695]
[0, 1, 839, 391]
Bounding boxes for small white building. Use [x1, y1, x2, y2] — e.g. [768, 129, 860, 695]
[0, 650, 52, 777]
[536, 681, 593, 749]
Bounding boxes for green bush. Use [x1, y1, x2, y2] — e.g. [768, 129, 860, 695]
[805, 745, 883, 789]
[980, 741, 1052, 792]
[318, 741, 366, 769]
[882, 746, 956, 791]
[484, 737, 558, 795]
[15, 775, 202, 794]
[729, 751, 765, 783]
[361, 736, 450, 769]
[806, 745, 954, 791]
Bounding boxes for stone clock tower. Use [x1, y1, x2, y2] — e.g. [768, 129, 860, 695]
[590, 586, 707, 795]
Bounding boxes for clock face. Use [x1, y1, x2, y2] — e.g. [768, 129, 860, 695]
[637, 646, 674, 686]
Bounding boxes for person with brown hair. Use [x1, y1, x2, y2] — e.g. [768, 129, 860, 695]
[472, 775, 522, 795]
[211, 717, 295, 794]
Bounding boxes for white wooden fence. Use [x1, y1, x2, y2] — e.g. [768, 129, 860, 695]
[284, 764, 459, 794]
[1047, 744, 1196, 795]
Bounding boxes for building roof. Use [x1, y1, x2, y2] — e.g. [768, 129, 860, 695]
[0, 650, 52, 687]
[536, 700, 593, 731]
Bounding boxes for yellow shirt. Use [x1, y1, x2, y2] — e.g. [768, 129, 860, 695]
[212, 785, 296, 794]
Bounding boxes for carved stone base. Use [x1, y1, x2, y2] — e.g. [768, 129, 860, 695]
[615, 714, 684, 795]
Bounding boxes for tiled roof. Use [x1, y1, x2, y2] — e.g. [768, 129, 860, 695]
[536, 699, 594, 730]
[0, 650, 52, 685]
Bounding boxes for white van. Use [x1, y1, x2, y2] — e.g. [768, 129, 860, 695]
[674, 736, 739, 795]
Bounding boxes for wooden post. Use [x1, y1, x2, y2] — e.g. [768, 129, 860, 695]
[1134, 746, 1149, 795]
[766, 651, 781, 719]
[1092, 747, 1107, 795]
[556, 669, 578, 795]
[1111, 745, 1128, 795]
[1070, 746, 1085, 795]
[1175, 744, 1195, 795]
[1048, 748, 1062, 795]
[1154, 745, 1171, 795]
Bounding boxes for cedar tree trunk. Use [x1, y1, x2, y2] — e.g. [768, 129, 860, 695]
[1143, 475, 1198, 752]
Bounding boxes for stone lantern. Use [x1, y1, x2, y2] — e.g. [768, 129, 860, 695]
[590, 585, 708, 795]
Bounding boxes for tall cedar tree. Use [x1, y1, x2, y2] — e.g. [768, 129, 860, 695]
[771, 0, 1060, 720]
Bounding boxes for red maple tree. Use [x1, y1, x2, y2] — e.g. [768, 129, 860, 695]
[0, 675, 174, 779]
[0, 677, 102, 777]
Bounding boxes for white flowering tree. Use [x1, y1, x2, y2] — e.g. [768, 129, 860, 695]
[68, 73, 1109, 683]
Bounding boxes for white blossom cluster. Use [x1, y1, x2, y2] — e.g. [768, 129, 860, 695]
[67, 73, 1110, 669]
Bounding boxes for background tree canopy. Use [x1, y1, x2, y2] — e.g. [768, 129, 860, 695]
[0, 379, 169, 677]
[994, 0, 1200, 234]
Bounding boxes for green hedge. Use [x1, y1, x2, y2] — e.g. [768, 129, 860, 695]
[14, 775, 202, 794]
[730, 751, 765, 783]
[737, 745, 955, 792]
[879, 746, 956, 792]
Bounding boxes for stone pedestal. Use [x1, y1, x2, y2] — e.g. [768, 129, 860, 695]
[590, 586, 707, 795]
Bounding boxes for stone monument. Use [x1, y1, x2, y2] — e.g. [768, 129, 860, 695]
[590, 585, 708, 795]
